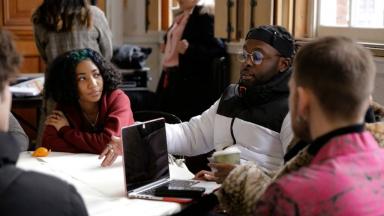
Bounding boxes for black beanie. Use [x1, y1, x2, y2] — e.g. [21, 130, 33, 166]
[245, 25, 295, 58]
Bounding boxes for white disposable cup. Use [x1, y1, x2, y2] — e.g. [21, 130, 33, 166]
[212, 146, 241, 165]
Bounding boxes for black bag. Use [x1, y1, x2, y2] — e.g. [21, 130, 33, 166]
[111, 44, 152, 69]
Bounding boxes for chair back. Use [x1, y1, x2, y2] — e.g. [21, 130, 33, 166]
[211, 55, 230, 99]
[133, 110, 182, 124]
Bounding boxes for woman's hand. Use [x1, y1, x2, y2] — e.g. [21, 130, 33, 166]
[177, 39, 189, 54]
[99, 136, 123, 167]
[159, 43, 166, 53]
[45, 110, 69, 131]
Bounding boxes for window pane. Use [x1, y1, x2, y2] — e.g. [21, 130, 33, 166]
[320, 0, 350, 27]
[351, 0, 384, 28]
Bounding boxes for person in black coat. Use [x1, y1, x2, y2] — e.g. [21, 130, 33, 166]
[0, 28, 88, 216]
[157, 0, 226, 121]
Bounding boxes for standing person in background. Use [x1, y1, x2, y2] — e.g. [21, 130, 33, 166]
[0, 27, 88, 216]
[157, 0, 226, 121]
[42, 48, 134, 159]
[32, 0, 112, 64]
[32, 0, 113, 145]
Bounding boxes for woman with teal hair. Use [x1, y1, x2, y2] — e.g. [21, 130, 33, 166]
[41, 48, 134, 158]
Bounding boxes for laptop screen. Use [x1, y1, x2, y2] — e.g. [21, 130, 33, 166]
[122, 118, 169, 191]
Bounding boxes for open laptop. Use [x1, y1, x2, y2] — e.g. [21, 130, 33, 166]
[122, 118, 218, 202]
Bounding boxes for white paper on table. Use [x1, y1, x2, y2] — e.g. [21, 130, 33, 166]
[38, 153, 126, 197]
[11, 76, 44, 97]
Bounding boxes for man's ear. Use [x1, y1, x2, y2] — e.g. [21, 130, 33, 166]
[297, 86, 310, 120]
[278, 58, 291, 72]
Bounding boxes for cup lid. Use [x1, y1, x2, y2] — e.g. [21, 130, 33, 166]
[213, 146, 241, 157]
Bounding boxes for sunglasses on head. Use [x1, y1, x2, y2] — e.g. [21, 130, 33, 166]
[238, 50, 281, 65]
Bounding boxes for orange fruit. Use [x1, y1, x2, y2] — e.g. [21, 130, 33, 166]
[32, 147, 50, 157]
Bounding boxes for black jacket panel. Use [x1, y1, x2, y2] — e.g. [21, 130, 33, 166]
[217, 70, 291, 133]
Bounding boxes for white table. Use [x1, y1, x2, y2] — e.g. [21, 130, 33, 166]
[16, 152, 215, 216]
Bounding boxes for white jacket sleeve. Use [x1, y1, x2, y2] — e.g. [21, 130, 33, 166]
[166, 100, 219, 156]
[279, 113, 293, 155]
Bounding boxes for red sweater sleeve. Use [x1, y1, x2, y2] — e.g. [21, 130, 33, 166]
[41, 125, 79, 152]
[42, 90, 134, 154]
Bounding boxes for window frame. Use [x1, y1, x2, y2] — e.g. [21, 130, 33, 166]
[314, 0, 384, 43]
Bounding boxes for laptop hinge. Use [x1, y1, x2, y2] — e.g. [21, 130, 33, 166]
[130, 178, 170, 193]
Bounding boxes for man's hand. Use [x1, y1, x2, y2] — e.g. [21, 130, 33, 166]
[193, 163, 237, 183]
[194, 170, 218, 182]
[45, 110, 69, 131]
[99, 136, 123, 167]
[209, 163, 237, 183]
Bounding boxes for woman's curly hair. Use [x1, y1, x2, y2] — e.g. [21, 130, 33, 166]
[44, 48, 121, 105]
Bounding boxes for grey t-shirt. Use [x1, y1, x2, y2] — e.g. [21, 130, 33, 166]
[8, 113, 29, 151]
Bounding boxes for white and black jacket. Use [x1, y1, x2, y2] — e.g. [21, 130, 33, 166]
[166, 70, 293, 172]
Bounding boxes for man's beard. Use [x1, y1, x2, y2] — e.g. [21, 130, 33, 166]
[292, 115, 311, 142]
[239, 65, 280, 88]
[239, 74, 269, 88]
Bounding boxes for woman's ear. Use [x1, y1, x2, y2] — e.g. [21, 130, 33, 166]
[296, 86, 310, 120]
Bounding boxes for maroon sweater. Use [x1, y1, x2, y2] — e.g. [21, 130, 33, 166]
[42, 89, 134, 153]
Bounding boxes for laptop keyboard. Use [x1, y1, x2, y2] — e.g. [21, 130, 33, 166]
[141, 180, 199, 195]
[168, 179, 199, 188]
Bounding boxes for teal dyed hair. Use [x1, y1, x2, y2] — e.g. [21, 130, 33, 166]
[67, 48, 93, 65]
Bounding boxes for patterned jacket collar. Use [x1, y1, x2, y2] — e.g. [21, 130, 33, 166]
[308, 124, 380, 164]
[307, 124, 364, 156]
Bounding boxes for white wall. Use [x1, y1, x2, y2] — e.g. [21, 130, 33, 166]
[106, 0, 124, 46]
